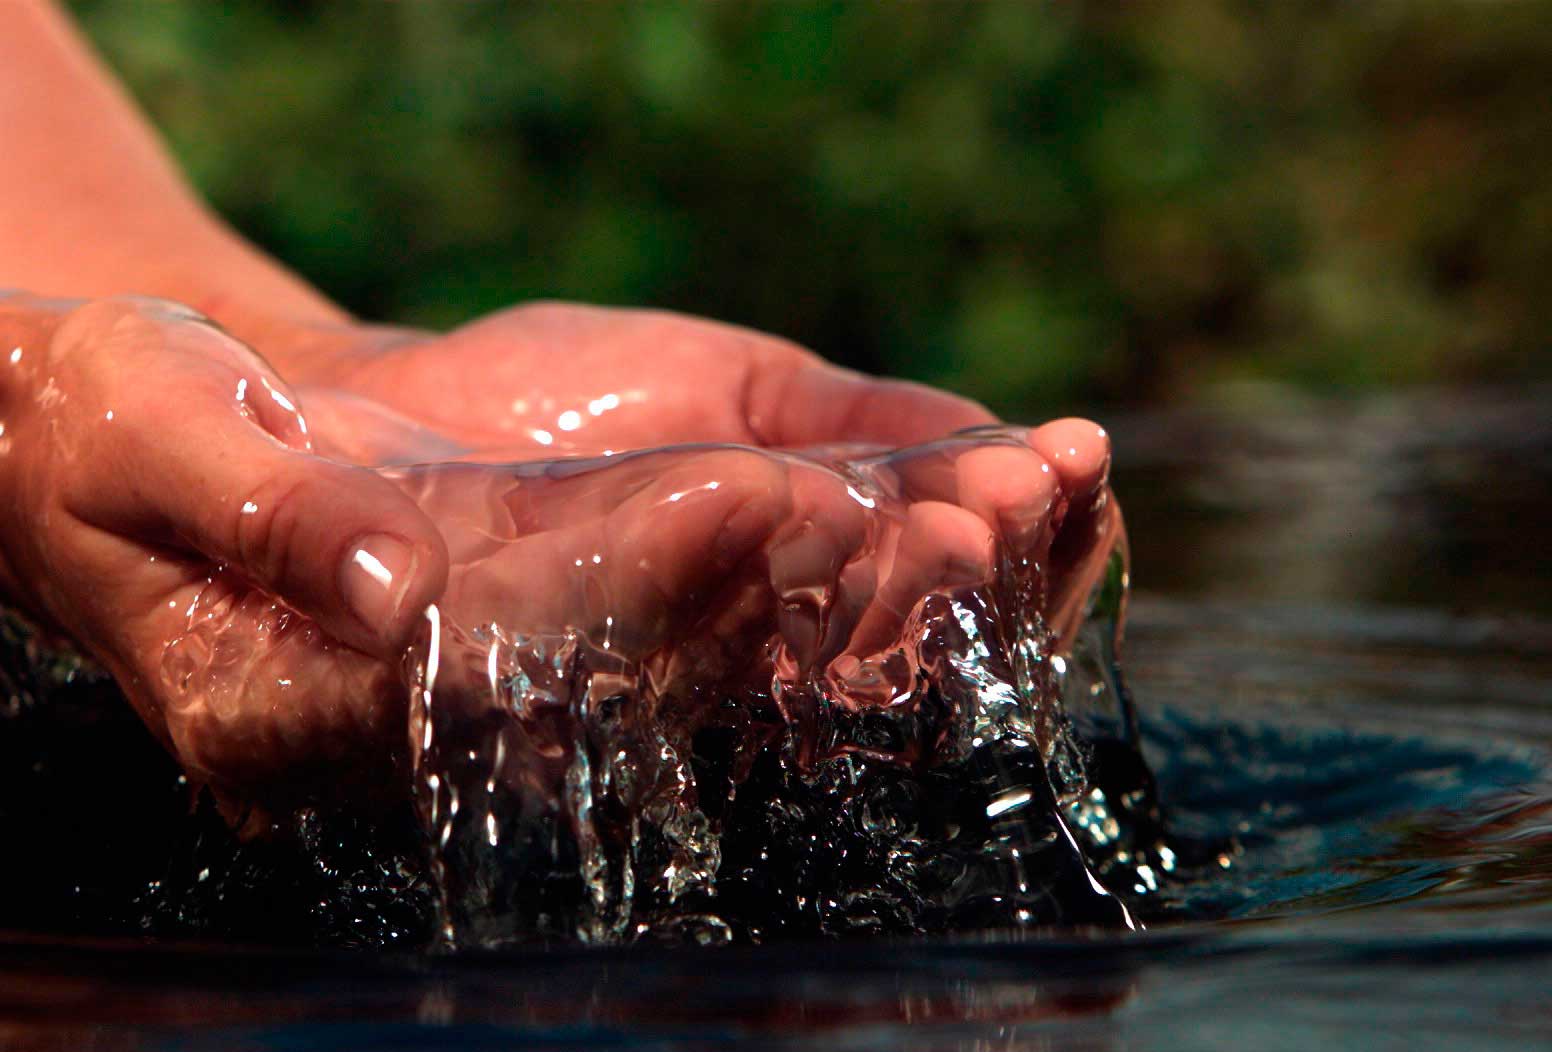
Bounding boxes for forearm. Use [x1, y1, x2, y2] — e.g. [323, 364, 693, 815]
[0, 1, 349, 367]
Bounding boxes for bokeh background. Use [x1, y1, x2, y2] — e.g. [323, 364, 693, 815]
[72, 0, 1550, 419]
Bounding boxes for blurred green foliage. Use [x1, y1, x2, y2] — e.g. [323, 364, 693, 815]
[73, 1, 1552, 415]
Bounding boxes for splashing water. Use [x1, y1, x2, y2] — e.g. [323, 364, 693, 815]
[6, 393, 1552, 1048]
[398, 439, 1169, 947]
[56, 420, 1167, 948]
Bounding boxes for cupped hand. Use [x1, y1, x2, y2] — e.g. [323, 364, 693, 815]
[361, 423, 1118, 691]
[0, 294, 449, 815]
[0, 290, 1117, 823]
[287, 300, 1121, 645]
[388, 426, 1124, 816]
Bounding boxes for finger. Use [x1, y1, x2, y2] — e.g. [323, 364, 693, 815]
[1027, 418, 1115, 621]
[497, 448, 734, 536]
[859, 434, 1060, 560]
[442, 449, 793, 658]
[766, 461, 876, 671]
[53, 523, 401, 808]
[953, 444, 1061, 559]
[148, 569, 400, 801]
[747, 361, 998, 448]
[655, 459, 879, 684]
[846, 500, 996, 661]
[1048, 497, 1127, 648]
[1026, 418, 1111, 505]
[384, 450, 725, 594]
[296, 387, 469, 466]
[389, 448, 726, 547]
[815, 555, 878, 672]
[86, 402, 452, 660]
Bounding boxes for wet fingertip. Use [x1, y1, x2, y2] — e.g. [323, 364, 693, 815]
[1028, 418, 1112, 496]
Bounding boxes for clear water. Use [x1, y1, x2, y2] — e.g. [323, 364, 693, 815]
[399, 436, 1150, 948]
[2, 391, 1550, 1049]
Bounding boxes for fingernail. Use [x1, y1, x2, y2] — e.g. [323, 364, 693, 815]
[339, 533, 418, 641]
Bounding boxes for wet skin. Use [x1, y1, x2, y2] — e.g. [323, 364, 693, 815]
[0, 293, 1117, 821]
[0, 4, 1118, 825]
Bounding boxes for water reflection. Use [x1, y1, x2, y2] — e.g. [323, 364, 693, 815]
[1111, 387, 1552, 614]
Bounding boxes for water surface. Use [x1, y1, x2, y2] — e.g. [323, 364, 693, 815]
[2, 390, 1550, 1049]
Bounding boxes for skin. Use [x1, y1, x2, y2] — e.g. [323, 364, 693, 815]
[292, 311, 1120, 665]
[0, 2, 1118, 821]
[0, 294, 449, 811]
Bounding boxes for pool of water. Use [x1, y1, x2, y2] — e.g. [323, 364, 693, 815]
[2, 388, 1550, 1049]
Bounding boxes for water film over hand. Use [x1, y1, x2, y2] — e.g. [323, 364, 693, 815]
[391, 435, 1167, 946]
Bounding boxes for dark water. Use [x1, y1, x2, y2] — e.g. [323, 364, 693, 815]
[2, 388, 1550, 1049]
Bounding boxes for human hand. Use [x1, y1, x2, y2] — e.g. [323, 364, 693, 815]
[394, 428, 1117, 682]
[283, 301, 1120, 646]
[392, 426, 1125, 879]
[287, 302, 1004, 456]
[0, 294, 450, 819]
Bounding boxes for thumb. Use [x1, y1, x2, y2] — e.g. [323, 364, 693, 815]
[111, 407, 450, 660]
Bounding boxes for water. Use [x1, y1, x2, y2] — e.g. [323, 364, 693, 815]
[2, 390, 1550, 1048]
[5, 597, 1549, 1049]
[396, 436, 1150, 947]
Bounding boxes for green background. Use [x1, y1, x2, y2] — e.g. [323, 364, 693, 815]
[74, 1, 1552, 417]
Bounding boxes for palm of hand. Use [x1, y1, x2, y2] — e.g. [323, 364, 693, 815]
[294, 301, 1122, 662]
[310, 303, 998, 460]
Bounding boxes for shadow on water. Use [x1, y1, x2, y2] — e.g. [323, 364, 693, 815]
[2, 388, 1551, 1048]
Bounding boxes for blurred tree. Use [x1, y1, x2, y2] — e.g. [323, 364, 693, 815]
[71, 0, 1552, 417]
